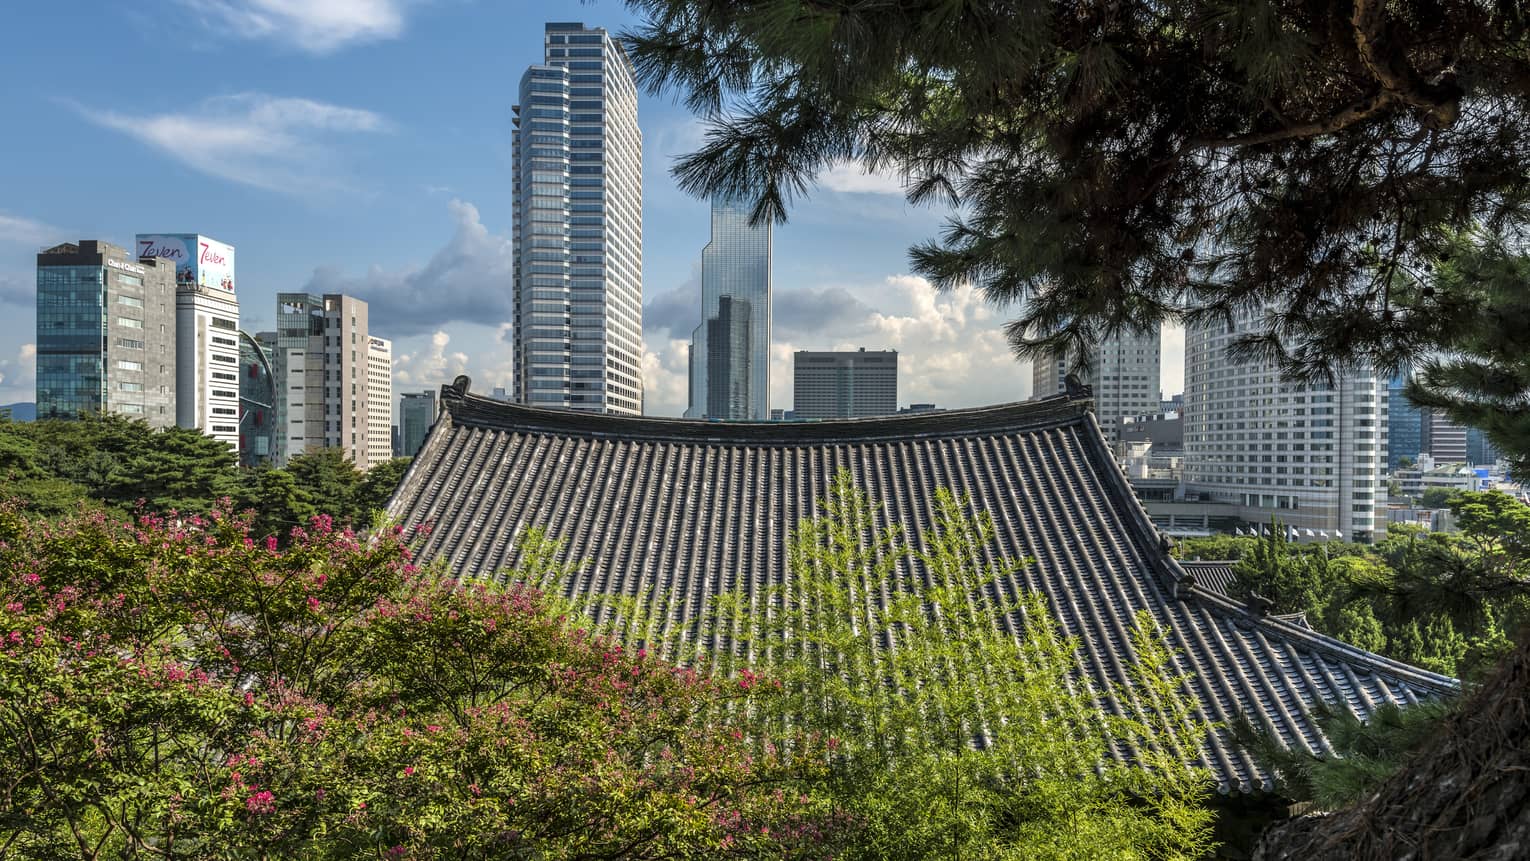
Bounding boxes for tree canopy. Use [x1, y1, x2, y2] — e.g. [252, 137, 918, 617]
[623, 0, 1530, 401]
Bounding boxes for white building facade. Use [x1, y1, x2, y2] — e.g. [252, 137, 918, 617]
[1031, 327, 1162, 444]
[511, 21, 643, 415]
[366, 336, 393, 468]
[136, 234, 240, 449]
[272, 293, 392, 471]
[1183, 310, 1388, 540]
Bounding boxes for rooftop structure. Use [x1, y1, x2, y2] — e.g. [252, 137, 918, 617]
[388, 380, 1456, 795]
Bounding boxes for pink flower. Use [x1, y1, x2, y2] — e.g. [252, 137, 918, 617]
[246, 790, 276, 815]
[307, 596, 321, 612]
[265, 535, 278, 552]
[403, 766, 415, 776]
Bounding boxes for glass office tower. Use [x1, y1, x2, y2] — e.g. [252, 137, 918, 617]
[511, 22, 644, 414]
[685, 197, 773, 420]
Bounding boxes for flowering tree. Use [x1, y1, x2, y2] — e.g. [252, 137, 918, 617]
[0, 505, 828, 859]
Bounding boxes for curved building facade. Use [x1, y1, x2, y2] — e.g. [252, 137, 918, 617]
[388, 380, 1452, 794]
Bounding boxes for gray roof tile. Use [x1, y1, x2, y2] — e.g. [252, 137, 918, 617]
[387, 380, 1457, 795]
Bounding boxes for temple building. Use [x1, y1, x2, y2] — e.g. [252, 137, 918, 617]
[387, 378, 1455, 795]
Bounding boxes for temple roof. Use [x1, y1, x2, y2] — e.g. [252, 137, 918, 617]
[387, 377, 1456, 795]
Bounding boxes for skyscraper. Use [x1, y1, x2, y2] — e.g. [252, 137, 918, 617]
[511, 22, 643, 415]
[793, 349, 898, 419]
[1030, 327, 1161, 444]
[685, 197, 772, 420]
[400, 390, 437, 457]
[1184, 310, 1388, 540]
[136, 234, 241, 449]
[36, 241, 177, 426]
[1387, 373, 1422, 468]
[270, 293, 392, 470]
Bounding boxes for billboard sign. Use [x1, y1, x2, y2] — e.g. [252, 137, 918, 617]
[136, 234, 236, 294]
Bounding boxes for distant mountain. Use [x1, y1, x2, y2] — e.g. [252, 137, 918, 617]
[2, 402, 36, 421]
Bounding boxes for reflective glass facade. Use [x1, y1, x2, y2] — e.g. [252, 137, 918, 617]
[511, 22, 643, 415]
[685, 197, 772, 420]
[36, 242, 176, 425]
[1387, 374, 1422, 468]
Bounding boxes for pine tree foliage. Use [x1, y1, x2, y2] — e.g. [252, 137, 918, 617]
[1404, 232, 1530, 478]
[623, 1, 1530, 382]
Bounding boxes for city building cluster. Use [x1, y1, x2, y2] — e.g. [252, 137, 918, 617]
[25, 18, 1512, 543]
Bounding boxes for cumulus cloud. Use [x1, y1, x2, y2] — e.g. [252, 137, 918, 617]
[1162, 321, 1186, 396]
[74, 93, 387, 194]
[304, 199, 513, 338]
[641, 264, 702, 339]
[774, 286, 875, 340]
[182, 0, 408, 54]
[393, 330, 469, 388]
[0, 343, 37, 402]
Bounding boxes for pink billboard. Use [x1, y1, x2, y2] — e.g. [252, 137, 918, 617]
[136, 234, 236, 293]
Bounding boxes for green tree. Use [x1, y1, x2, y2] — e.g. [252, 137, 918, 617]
[354, 456, 412, 527]
[104, 425, 240, 512]
[625, 1, 1530, 389]
[234, 466, 318, 540]
[627, 472, 1215, 859]
[285, 448, 365, 524]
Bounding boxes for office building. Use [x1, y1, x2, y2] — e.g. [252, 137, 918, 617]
[270, 293, 391, 470]
[366, 336, 393, 467]
[1031, 327, 1162, 443]
[400, 390, 437, 457]
[35, 240, 177, 426]
[136, 234, 241, 449]
[1423, 409, 1469, 463]
[238, 330, 277, 467]
[793, 349, 897, 419]
[1387, 373, 1423, 468]
[1184, 310, 1388, 540]
[511, 21, 644, 415]
[685, 196, 772, 420]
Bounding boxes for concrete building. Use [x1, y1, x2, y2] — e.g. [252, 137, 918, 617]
[1031, 327, 1161, 443]
[400, 391, 437, 457]
[35, 241, 177, 426]
[1184, 309, 1388, 541]
[136, 234, 240, 449]
[1423, 409, 1468, 463]
[685, 196, 772, 420]
[270, 293, 392, 470]
[366, 336, 393, 467]
[511, 21, 643, 415]
[792, 349, 897, 419]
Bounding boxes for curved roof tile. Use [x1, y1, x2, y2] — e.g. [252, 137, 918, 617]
[386, 379, 1457, 795]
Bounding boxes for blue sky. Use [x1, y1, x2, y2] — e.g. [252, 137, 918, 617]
[0, 0, 1184, 415]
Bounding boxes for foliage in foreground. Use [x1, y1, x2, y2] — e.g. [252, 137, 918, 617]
[0, 507, 824, 859]
[598, 472, 1216, 860]
[2, 475, 1217, 859]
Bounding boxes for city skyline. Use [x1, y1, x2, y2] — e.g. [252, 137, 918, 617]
[0, 2, 1186, 418]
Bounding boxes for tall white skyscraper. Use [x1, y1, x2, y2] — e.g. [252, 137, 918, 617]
[366, 335, 393, 468]
[512, 22, 643, 415]
[136, 233, 241, 449]
[685, 197, 772, 420]
[1184, 310, 1388, 541]
[1031, 327, 1162, 443]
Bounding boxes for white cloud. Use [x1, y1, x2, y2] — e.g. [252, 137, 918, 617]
[1162, 322, 1185, 397]
[74, 93, 387, 194]
[305, 199, 513, 336]
[0, 343, 37, 403]
[182, 0, 408, 54]
[393, 330, 469, 388]
[818, 159, 907, 195]
[0, 213, 65, 247]
[642, 338, 693, 415]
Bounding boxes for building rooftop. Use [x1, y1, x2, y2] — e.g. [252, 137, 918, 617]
[388, 379, 1457, 795]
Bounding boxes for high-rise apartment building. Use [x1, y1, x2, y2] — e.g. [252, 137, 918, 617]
[511, 21, 643, 414]
[36, 241, 177, 426]
[136, 234, 241, 449]
[685, 197, 772, 420]
[793, 349, 897, 419]
[366, 336, 393, 467]
[400, 390, 437, 457]
[1031, 327, 1162, 443]
[1184, 310, 1388, 540]
[271, 293, 391, 470]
